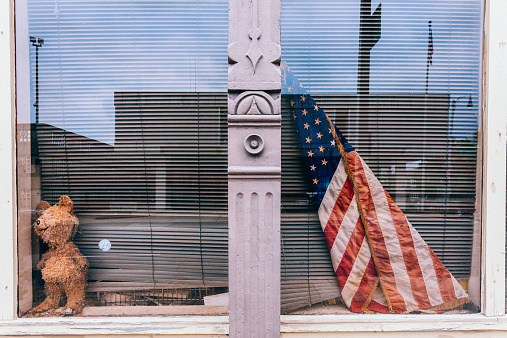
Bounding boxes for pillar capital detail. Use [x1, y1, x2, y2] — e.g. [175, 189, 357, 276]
[228, 0, 281, 91]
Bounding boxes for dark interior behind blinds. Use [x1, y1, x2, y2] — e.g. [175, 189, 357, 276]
[37, 93, 229, 287]
[35, 92, 478, 312]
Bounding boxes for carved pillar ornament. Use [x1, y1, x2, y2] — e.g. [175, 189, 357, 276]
[228, 0, 281, 90]
[228, 0, 281, 336]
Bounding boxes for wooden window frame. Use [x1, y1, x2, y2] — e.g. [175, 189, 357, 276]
[0, 0, 506, 335]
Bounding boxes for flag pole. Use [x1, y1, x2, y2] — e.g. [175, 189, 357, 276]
[425, 21, 432, 94]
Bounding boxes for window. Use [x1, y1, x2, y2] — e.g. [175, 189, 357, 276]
[279, 0, 482, 313]
[17, 0, 483, 316]
[16, 0, 230, 316]
[2, 0, 507, 334]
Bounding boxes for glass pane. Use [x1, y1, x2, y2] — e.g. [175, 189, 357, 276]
[17, 0, 229, 317]
[281, 0, 482, 314]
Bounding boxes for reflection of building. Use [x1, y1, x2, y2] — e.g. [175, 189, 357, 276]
[36, 93, 229, 213]
[113, 92, 229, 212]
[34, 93, 229, 293]
[35, 123, 114, 205]
[32, 92, 477, 311]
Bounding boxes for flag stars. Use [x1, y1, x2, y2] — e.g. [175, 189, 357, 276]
[312, 178, 319, 185]
[288, 86, 292, 92]
[322, 159, 328, 166]
[330, 140, 336, 146]
[291, 100, 295, 107]
[307, 150, 314, 157]
[305, 137, 312, 143]
[302, 109, 308, 116]
[301, 95, 306, 102]
[319, 146, 325, 153]
[310, 165, 316, 171]
[303, 123, 310, 130]
[314, 118, 321, 125]
[317, 132, 323, 139]
[314, 104, 319, 111]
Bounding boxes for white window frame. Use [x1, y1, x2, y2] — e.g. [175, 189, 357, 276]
[0, 0, 506, 335]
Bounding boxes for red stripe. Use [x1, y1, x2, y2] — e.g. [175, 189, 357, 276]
[366, 299, 389, 313]
[349, 257, 377, 313]
[335, 217, 365, 291]
[385, 191, 432, 309]
[323, 177, 354, 251]
[345, 151, 407, 312]
[429, 248, 457, 303]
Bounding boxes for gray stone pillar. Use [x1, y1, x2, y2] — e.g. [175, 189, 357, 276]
[228, 0, 281, 336]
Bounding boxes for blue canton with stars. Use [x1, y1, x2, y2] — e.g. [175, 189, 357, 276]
[282, 62, 354, 205]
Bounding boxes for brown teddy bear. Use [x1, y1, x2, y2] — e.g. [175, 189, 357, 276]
[32, 195, 89, 316]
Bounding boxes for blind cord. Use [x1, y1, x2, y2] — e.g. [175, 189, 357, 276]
[197, 92, 206, 286]
[138, 97, 156, 284]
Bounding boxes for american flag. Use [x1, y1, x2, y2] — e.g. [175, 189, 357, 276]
[282, 62, 470, 313]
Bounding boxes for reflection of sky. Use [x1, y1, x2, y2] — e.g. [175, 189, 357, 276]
[29, 0, 229, 144]
[281, 0, 481, 137]
[281, 0, 481, 94]
[28, 0, 481, 143]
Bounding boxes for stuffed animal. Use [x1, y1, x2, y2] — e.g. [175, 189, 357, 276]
[32, 195, 88, 315]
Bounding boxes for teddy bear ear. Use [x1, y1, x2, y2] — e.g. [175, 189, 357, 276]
[58, 195, 74, 212]
[34, 200, 51, 218]
[35, 200, 51, 212]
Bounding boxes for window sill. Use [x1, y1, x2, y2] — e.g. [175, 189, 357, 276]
[281, 313, 507, 333]
[0, 316, 229, 336]
[25, 305, 229, 318]
[2, 313, 507, 336]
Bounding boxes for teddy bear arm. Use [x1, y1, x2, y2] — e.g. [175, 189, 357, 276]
[63, 244, 88, 271]
[73, 254, 89, 271]
[36, 252, 53, 270]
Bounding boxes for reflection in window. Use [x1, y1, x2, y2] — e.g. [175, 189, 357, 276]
[280, 0, 481, 313]
[16, 0, 483, 316]
[18, 0, 230, 316]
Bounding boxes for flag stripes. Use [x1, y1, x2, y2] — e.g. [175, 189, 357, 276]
[319, 150, 470, 313]
[282, 62, 470, 313]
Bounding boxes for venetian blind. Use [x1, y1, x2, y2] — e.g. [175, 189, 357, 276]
[27, 0, 483, 312]
[279, 0, 482, 310]
[36, 93, 229, 286]
[27, 1, 231, 292]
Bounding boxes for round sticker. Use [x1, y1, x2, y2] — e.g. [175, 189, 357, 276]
[98, 239, 111, 252]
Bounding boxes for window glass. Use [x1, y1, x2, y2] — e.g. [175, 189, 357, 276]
[16, 0, 484, 317]
[280, 0, 482, 313]
[17, 0, 229, 316]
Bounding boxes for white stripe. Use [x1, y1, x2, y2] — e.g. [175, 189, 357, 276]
[371, 284, 388, 306]
[329, 198, 359, 271]
[451, 275, 469, 299]
[318, 159, 347, 230]
[360, 157, 419, 311]
[341, 237, 370, 307]
[408, 221, 444, 306]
